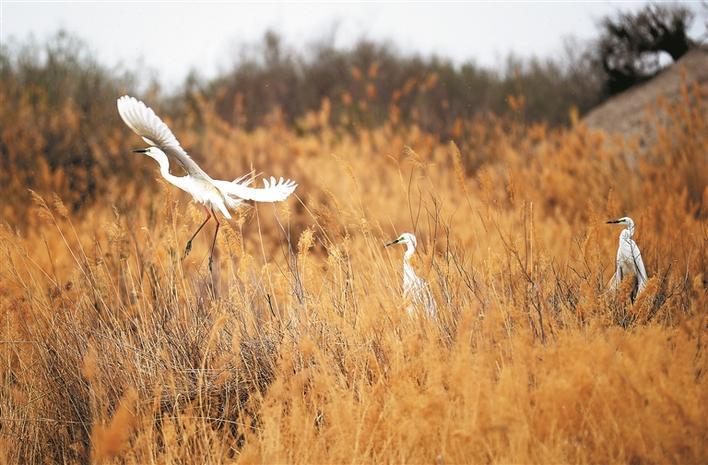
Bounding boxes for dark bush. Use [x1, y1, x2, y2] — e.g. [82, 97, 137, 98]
[596, 4, 695, 95]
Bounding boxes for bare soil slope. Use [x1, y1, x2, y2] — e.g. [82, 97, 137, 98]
[583, 48, 708, 145]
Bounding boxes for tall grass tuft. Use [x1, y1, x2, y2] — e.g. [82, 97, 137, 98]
[0, 73, 705, 464]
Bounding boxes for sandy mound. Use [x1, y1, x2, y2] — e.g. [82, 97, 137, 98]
[582, 48, 708, 146]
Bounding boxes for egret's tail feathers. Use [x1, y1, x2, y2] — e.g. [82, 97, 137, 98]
[637, 276, 647, 295]
[224, 195, 246, 211]
[609, 273, 620, 291]
[215, 201, 232, 220]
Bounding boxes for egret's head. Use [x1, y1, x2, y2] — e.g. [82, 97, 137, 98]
[132, 146, 165, 160]
[384, 232, 417, 248]
[606, 216, 634, 227]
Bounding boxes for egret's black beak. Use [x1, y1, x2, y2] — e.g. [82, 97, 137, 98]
[132, 148, 148, 153]
[606, 219, 620, 224]
[384, 238, 401, 248]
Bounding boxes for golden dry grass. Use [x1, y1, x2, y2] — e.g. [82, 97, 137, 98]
[0, 81, 706, 464]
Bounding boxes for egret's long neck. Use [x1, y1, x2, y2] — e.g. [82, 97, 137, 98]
[403, 242, 417, 278]
[403, 241, 415, 262]
[625, 221, 635, 237]
[151, 150, 182, 187]
[400, 242, 421, 297]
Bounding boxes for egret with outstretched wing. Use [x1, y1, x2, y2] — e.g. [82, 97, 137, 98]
[117, 95, 297, 270]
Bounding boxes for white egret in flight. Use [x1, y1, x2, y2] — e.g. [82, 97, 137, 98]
[606, 216, 648, 301]
[385, 232, 437, 317]
[117, 95, 297, 270]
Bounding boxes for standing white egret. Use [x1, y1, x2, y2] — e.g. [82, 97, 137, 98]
[606, 216, 648, 301]
[384, 232, 437, 317]
[117, 95, 297, 270]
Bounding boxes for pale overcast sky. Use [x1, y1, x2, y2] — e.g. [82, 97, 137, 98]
[1, 2, 705, 89]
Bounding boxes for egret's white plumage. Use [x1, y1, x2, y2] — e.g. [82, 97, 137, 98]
[385, 232, 437, 317]
[606, 216, 648, 301]
[117, 95, 297, 268]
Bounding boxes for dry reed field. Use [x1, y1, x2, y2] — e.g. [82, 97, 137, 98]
[0, 78, 706, 464]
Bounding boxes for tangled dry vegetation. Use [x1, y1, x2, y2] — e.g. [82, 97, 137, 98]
[0, 80, 706, 464]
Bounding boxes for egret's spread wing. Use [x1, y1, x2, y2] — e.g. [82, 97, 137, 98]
[117, 95, 210, 180]
[213, 176, 297, 202]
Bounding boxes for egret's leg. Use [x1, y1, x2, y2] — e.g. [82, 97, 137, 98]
[208, 209, 220, 272]
[183, 208, 211, 259]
